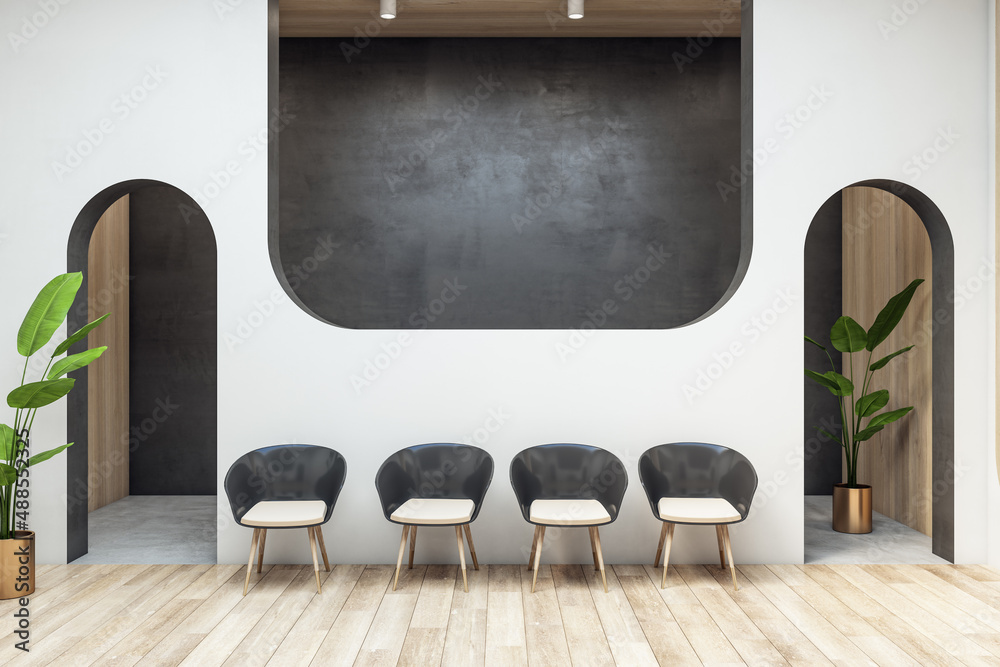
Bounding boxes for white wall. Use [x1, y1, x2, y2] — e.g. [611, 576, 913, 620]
[0, 0, 993, 566]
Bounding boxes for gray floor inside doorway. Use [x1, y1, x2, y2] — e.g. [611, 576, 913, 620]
[805, 495, 949, 564]
[70, 495, 217, 564]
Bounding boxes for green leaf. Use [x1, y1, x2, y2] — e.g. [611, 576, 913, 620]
[805, 370, 854, 397]
[824, 371, 854, 396]
[53, 313, 109, 357]
[816, 427, 845, 447]
[7, 378, 75, 409]
[855, 390, 890, 417]
[0, 424, 13, 460]
[47, 347, 107, 380]
[0, 463, 16, 486]
[27, 442, 73, 467]
[17, 273, 83, 357]
[855, 424, 885, 442]
[870, 346, 914, 372]
[866, 279, 924, 351]
[830, 316, 868, 353]
[867, 406, 915, 429]
[804, 336, 827, 351]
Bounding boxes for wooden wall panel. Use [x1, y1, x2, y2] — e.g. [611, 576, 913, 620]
[279, 0, 742, 37]
[87, 195, 129, 512]
[843, 186, 933, 536]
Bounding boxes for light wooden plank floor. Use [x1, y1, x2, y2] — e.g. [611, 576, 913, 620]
[5, 562, 1000, 666]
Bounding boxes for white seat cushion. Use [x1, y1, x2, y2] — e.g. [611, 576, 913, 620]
[658, 497, 741, 524]
[242, 500, 327, 527]
[390, 498, 475, 525]
[529, 499, 611, 526]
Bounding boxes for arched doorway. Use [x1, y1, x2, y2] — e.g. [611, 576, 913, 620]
[66, 180, 217, 563]
[803, 179, 954, 563]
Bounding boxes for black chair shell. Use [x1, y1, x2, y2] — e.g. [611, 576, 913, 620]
[375, 443, 495, 526]
[509, 444, 628, 526]
[638, 442, 757, 525]
[225, 444, 348, 528]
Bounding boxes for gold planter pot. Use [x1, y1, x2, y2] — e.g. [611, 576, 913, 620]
[0, 531, 34, 599]
[832, 484, 872, 534]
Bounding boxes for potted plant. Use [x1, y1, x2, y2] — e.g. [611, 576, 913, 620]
[0, 273, 107, 598]
[804, 278, 922, 534]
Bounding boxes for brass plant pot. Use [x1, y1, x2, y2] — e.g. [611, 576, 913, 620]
[0, 531, 34, 599]
[832, 484, 872, 534]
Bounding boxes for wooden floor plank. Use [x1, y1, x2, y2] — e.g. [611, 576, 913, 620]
[520, 564, 572, 667]
[306, 565, 394, 667]
[585, 563, 658, 667]
[354, 564, 426, 667]
[441, 562, 488, 666]
[739, 565, 878, 666]
[486, 564, 528, 666]
[260, 564, 361, 666]
[802, 564, 977, 667]
[16, 562, 1000, 667]
[835, 564, 996, 661]
[46, 564, 213, 667]
[0, 564, 150, 665]
[9, 564, 183, 666]
[614, 565, 702, 666]
[642, 563, 745, 666]
[396, 564, 457, 667]
[676, 564, 789, 666]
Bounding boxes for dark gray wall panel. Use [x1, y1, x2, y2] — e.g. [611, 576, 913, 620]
[804, 192, 844, 495]
[279, 38, 742, 329]
[129, 187, 217, 495]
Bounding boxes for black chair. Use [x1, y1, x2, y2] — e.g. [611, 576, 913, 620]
[638, 442, 757, 590]
[225, 444, 347, 595]
[509, 444, 627, 593]
[375, 444, 494, 592]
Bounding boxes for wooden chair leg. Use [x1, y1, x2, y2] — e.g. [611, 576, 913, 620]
[654, 522, 668, 567]
[408, 525, 418, 570]
[592, 526, 607, 593]
[715, 525, 726, 569]
[315, 525, 331, 571]
[527, 525, 540, 570]
[588, 526, 600, 571]
[722, 525, 739, 591]
[307, 527, 322, 594]
[463, 524, 480, 571]
[660, 523, 675, 589]
[531, 526, 545, 593]
[393, 525, 410, 591]
[243, 528, 261, 596]
[257, 529, 267, 574]
[455, 525, 469, 593]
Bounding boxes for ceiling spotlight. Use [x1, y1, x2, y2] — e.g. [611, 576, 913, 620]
[380, 0, 396, 19]
[568, 0, 584, 19]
